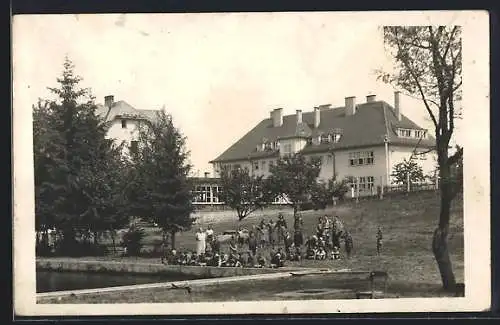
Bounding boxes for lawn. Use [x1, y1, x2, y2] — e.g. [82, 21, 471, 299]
[39, 190, 464, 303]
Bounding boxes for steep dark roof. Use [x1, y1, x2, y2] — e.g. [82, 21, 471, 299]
[95, 100, 161, 124]
[211, 100, 436, 163]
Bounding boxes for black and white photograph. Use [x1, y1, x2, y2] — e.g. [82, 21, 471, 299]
[13, 11, 490, 315]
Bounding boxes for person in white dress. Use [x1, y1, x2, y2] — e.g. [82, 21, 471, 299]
[195, 227, 207, 256]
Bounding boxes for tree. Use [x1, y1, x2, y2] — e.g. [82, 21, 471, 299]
[218, 166, 273, 221]
[310, 175, 351, 209]
[127, 111, 195, 250]
[379, 26, 463, 291]
[33, 57, 128, 253]
[267, 154, 322, 232]
[391, 158, 426, 187]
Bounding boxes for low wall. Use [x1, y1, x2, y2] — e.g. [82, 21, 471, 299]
[36, 258, 297, 278]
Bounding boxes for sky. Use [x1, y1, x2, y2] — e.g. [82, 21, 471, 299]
[13, 12, 467, 176]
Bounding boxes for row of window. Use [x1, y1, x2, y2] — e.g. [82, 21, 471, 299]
[351, 176, 375, 192]
[349, 151, 374, 166]
[397, 128, 427, 139]
[192, 186, 223, 203]
[257, 133, 342, 153]
[223, 151, 374, 173]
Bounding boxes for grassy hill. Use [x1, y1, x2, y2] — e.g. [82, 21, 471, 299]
[121, 190, 464, 291]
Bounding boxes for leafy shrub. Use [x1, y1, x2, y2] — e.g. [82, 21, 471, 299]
[121, 225, 145, 256]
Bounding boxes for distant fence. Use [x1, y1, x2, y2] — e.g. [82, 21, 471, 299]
[344, 181, 439, 202]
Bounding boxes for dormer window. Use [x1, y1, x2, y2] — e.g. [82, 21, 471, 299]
[264, 142, 272, 150]
[415, 130, 427, 139]
[397, 128, 427, 139]
[318, 132, 342, 144]
[320, 134, 331, 144]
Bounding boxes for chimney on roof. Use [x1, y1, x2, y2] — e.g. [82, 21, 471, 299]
[366, 94, 376, 103]
[271, 108, 283, 127]
[204, 172, 210, 178]
[104, 95, 114, 108]
[313, 107, 320, 128]
[394, 91, 402, 121]
[296, 109, 302, 125]
[345, 96, 356, 116]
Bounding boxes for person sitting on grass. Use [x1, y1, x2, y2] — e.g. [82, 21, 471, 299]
[256, 253, 266, 268]
[189, 251, 199, 266]
[270, 249, 285, 268]
[197, 253, 207, 266]
[201, 252, 211, 266]
[316, 243, 326, 260]
[167, 249, 177, 265]
[331, 246, 341, 260]
[290, 246, 302, 261]
[285, 242, 295, 260]
[306, 236, 318, 260]
[234, 253, 243, 268]
[210, 252, 222, 267]
[220, 253, 230, 267]
[178, 252, 188, 265]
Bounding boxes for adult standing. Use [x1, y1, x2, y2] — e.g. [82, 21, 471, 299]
[260, 220, 269, 248]
[294, 215, 304, 248]
[195, 227, 207, 256]
[268, 219, 277, 249]
[248, 231, 258, 257]
[276, 213, 288, 246]
[206, 224, 215, 243]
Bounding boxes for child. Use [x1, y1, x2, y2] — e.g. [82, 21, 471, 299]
[248, 231, 258, 257]
[167, 249, 178, 265]
[234, 254, 243, 268]
[332, 246, 341, 260]
[221, 253, 230, 267]
[257, 254, 266, 268]
[316, 245, 326, 260]
[271, 250, 283, 268]
[229, 235, 238, 255]
[344, 231, 353, 258]
[284, 231, 293, 256]
[211, 252, 222, 267]
[376, 226, 383, 256]
[306, 236, 317, 260]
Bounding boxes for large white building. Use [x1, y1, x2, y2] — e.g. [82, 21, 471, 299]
[209, 92, 437, 198]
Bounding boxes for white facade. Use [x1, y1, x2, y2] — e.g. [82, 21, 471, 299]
[105, 118, 144, 156]
[212, 138, 437, 198]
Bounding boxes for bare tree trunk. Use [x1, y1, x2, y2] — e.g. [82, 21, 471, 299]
[170, 231, 176, 250]
[293, 205, 298, 232]
[432, 162, 457, 291]
[110, 230, 116, 255]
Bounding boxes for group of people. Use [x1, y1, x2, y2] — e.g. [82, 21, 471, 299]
[162, 248, 288, 268]
[160, 212, 371, 268]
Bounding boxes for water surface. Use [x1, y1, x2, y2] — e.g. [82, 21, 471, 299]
[37, 270, 201, 293]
